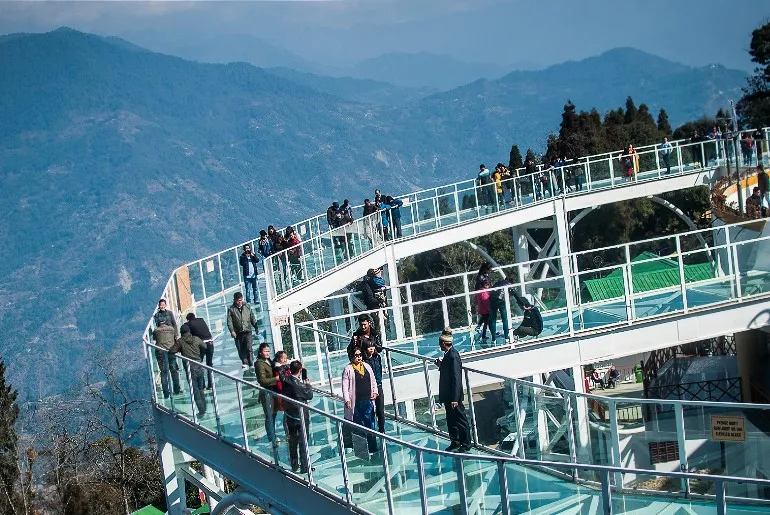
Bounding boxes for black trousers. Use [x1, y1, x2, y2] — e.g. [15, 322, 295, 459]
[444, 401, 470, 447]
[199, 341, 214, 389]
[374, 384, 385, 433]
[286, 414, 310, 472]
[234, 332, 253, 366]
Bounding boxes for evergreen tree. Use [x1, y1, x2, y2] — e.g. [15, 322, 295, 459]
[0, 358, 20, 514]
[657, 108, 672, 135]
[525, 148, 538, 164]
[508, 145, 523, 170]
[737, 22, 770, 127]
[624, 96, 638, 124]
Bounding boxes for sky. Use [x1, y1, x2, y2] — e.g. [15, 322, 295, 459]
[1, 0, 769, 71]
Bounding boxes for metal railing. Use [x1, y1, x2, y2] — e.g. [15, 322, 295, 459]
[146, 338, 770, 515]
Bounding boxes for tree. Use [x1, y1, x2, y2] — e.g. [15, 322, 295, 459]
[0, 358, 21, 515]
[508, 145, 523, 170]
[737, 22, 770, 127]
[524, 148, 538, 164]
[657, 108, 672, 135]
[624, 96, 638, 124]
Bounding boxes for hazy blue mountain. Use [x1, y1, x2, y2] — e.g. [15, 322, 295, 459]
[351, 52, 508, 90]
[0, 30, 748, 399]
[266, 66, 436, 105]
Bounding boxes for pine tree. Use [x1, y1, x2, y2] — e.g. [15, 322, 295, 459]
[624, 96, 638, 124]
[508, 145, 523, 170]
[525, 148, 538, 164]
[0, 358, 20, 514]
[657, 108, 672, 135]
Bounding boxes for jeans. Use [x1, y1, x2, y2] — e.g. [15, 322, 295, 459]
[513, 325, 539, 337]
[199, 341, 214, 389]
[662, 153, 671, 173]
[285, 413, 310, 472]
[183, 362, 208, 415]
[444, 401, 470, 448]
[155, 349, 181, 397]
[489, 299, 509, 340]
[234, 332, 253, 366]
[575, 174, 584, 191]
[392, 217, 402, 239]
[353, 399, 377, 452]
[244, 276, 258, 305]
[262, 393, 276, 442]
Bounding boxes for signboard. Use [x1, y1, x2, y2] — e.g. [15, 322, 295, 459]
[205, 260, 215, 273]
[711, 415, 745, 442]
[272, 314, 290, 327]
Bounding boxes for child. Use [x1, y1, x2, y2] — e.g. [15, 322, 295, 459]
[371, 269, 388, 307]
[475, 280, 491, 343]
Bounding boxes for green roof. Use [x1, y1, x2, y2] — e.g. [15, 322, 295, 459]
[583, 252, 715, 302]
[131, 506, 164, 515]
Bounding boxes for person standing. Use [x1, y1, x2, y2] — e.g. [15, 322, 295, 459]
[185, 312, 214, 391]
[660, 137, 673, 174]
[385, 196, 404, 238]
[239, 244, 260, 305]
[226, 292, 258, 368]
[758, 165, 769, 216]
[281, 360, 314, 473]
[489, 279, 511, 344]
[434, 328, 470, 453]
[256, 343, 279, 445]
[348, 315, 383, 357]
[173, 324, 208, 417]
[153, 320, 182, 399]
[153, 299, 177, 333]
[475, 280, 491, 344]
[284, 226, 303, 282]
[362, 339, 385, 433]
[257, 230, 273, 259]
[342, 347, 378, 453]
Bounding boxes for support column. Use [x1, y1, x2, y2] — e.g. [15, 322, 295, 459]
[385, 248, 406, 340]
[570, 365, 593, 463]
[735, 329, 770, 402]
[158, 440, 185, 515]
[530, 373, 550, 460]
[511, 226, 531, 278]
[554, 199, 576, 335]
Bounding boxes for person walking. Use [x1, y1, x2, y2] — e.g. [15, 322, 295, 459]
[362, 339, 386, 433]
[489, 279, 511, 344]
[226, 292, 258, 368]
[153, 319, 182, 399]
[342, 347, 378, 453]
[660, 137, 673, 174]
[239, 244, 260, 305]
[185, 312, 214, 391]
[281, 360, 314, 473]
[173, 324, 208, 417]
[256, 343, 279, 446]
[434, 328, 470, 453]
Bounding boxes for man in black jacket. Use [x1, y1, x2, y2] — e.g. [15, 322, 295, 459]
[186, 312, 215, 390]
[511, 291, 543, 340]
[282, 360, 314, 473]
[434, 327, 470, 452]
[347, 315, 383, 357]
[239, 244, 260, 306]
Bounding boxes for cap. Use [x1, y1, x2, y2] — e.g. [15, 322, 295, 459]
[439, 327, 453, 345]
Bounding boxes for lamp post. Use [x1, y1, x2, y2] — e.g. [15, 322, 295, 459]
[730, 100, 744, 213]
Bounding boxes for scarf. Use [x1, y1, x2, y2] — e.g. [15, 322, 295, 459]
[351, 362, 365, 377]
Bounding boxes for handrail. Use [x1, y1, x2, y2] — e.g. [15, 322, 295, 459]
[146, 339, 770, 488]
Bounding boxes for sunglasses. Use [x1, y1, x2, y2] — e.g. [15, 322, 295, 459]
[353, 353, 362, 357]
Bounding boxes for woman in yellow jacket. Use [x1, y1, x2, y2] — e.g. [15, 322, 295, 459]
[493, 165, 504, 207]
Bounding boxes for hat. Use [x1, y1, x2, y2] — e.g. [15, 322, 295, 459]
[439, 327, 453, 345]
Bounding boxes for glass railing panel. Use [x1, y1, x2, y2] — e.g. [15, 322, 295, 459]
[734, 238, 770, 298]
[460, 456, 500, 515]
[307, 413, 348, 502]
[345, 429, 388, 511]
[434, 192, 459, 227]
[220, 248, 241, 291]
[682, 403, 770, 500]
[684, 248, 736, 309]
[241, 380, 274, 461]
[587, 157, 612, 187]
[515, 383, 540, 460]
[201, 254, 222, 299]
[150, 347, 175, 412]
[421, 452, 461, 513]
[185, 263, 205, 304]
[636, 149, 659, 177]
[412, 197, 439, 235]
[457, 187, 481, 220]
[446, 296, 469, 331]
[384, 440, 419, 512]
[632, 287, 683, 320]
[212, 373, 246, 448]
[493, 379, 521, 456]
[576, 395, 610, 483]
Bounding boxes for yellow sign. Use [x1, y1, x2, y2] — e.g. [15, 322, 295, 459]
[711, 415, 745, 442]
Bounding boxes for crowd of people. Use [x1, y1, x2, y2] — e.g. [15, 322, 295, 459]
[745, 164, 770, 219]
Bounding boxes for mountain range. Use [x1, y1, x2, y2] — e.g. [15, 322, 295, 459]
[0, 28, 748, 399]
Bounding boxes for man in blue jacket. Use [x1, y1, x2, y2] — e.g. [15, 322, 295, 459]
[385, 195, 404, 239]
[239, 244, 260, 305]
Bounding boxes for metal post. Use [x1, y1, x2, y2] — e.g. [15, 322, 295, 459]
[462, 274, 473, 329]
[715, 480, 727, 515]
[416, 450, 429, 515]
[453, 188, 461, 224]
[235, 382, 250, 452]
[423, 360, 437, 429]
[298, 407, 314, 484]
[600, 470, 613, 515]
[464, 369, 479, 445]
[609, 157, 615, 187]
[146, 342, 158, 404]
[336, 421, 352, 504]
[607, 399, 622, 488]
[209, 369, 222, 436]
[381, 439, 395, 515]
[455, 457, 469, 515]
[674, 403, 690, 495]
[497, 461, 511, 515]
[732, 244, 743, 299]
[623, 244, 635, 322]
[386, 350, 399, 419]
[675, 235, 688, 313]
[565, 395, 577, 467]
[198, 261, 207, 302]
[441, 298, 450, 327]
[511, 381, 525, 458]
[406, 284, 417, 338]
[323, 334, 334, 391]
[217, 254, 225, 293]
[184, 360, 198, 425]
